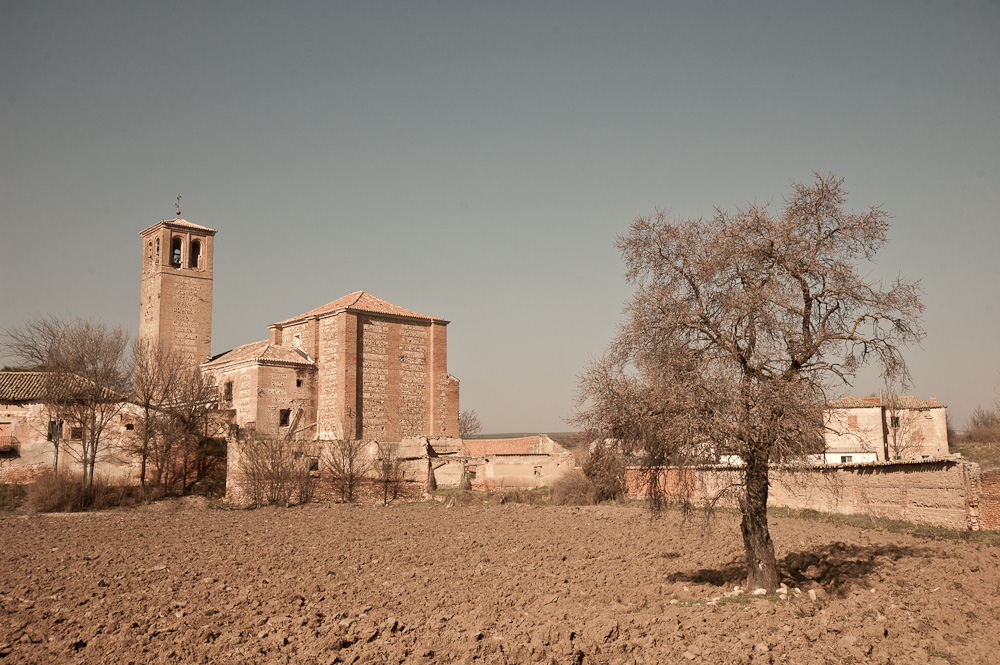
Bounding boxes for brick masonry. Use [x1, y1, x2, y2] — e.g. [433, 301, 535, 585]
[139, 219, 217, 367]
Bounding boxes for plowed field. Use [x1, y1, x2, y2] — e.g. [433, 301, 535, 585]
[1, 499, 997, 664]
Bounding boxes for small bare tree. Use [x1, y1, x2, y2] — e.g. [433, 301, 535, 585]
[236, 430, 314, 507]
[323, 408, 369, 502]
[574, 174, 924, 592]
[374, 440, 406, 505]
[967, 400, 1000, 447]
[882, 392, 926, 460]
[459, 409, 482, 439]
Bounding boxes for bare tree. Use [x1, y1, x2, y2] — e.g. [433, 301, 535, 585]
[159, 365, 224, 493]
[236, 430, 314, 507]
[459, 409, 482, 439]
[574, 174, 924, 592]
[323, 407, 369, 502]
[882, 390, 927, 460]
[967, 399, 1000, 447]
[3, 316, 131, 488]
[127, 339, 184, 486]
[374, 440, 406, 505]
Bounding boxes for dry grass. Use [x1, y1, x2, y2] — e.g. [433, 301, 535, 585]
[23, 473, 160, 513]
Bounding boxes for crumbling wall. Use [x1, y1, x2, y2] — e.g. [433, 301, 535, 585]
[626, 459, 986, 530]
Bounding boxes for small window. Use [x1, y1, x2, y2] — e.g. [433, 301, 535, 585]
[279, 409, 291, 427]
[890, 416, 900, 428]
[47, 420, 62, 441]
[155, 238, 160, 262]
[171, 237, 182, 267]
[189, 239, 201, 268]
[71, 427, 83, 440]
[840, 455, 853, 463]
[296, 378, 303, 388]
[125, 423, 135, 431]
[533, 466, 542, 477]
[308, 458, 319, 471]
[146, 240, 153, 262]
[223, 381, 233, 402]
[847, 415, 858, 429]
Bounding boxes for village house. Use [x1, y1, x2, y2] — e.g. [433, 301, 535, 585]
[823, 395, 949, 463]
[0, 371, 136, 483]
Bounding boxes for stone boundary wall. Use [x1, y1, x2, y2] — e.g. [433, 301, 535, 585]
[626, 459, 996, 531]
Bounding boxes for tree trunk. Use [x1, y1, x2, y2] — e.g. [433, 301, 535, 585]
[739, 456, 779, 593]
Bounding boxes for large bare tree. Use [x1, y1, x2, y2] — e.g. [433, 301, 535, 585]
[574, 174, 924, 592]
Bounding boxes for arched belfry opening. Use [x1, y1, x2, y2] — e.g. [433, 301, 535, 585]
[189, 239, 202, 269]
[171, 237, 183, 267]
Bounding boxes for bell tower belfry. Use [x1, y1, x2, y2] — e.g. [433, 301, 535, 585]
[139, 208, 217, 367]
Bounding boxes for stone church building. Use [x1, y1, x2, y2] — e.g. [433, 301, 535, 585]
[139, 216, 460, 443]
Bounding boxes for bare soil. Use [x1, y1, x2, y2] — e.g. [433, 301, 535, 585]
[1, 499, 997, 664]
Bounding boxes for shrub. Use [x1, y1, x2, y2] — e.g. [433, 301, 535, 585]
[0, 484, 26, 511]
[583, 442, 626, 501]
[552, 469, 598, 505]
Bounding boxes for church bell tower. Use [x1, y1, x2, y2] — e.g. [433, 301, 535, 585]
[139, 205, 217, 367]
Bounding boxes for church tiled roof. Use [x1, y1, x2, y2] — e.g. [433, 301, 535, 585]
[203, 340, 315, 368]
[828, 395, 945, 409]
[275, 291, 444, 325]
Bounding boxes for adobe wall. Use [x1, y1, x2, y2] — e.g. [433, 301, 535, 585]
[626, 459, 986, 531]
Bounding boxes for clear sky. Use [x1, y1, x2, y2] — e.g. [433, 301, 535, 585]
[2, 1, 998, 433]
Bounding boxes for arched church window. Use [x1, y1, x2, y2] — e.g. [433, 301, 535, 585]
[171, 237, 182, 267]
[155, 238, 160, 263]
[189, 240, 201, 268]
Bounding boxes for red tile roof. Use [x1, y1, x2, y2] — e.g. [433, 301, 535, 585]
[0, 371, 117, 402]
[203, 340, 316, 368]
[462, 436, 548, 457]
[140, 217, 218, 235]
[275, 291, 444, 325]
[828, 395, 945, 409]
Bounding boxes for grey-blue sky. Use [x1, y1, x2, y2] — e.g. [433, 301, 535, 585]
[2, 1, 998, 432]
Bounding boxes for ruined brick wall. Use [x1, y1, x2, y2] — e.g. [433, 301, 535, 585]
[979, 470, 1000, 530]
[626, 460, 984, 531]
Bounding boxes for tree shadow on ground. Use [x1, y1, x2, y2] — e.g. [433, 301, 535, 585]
[666, 543, 932, 596]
